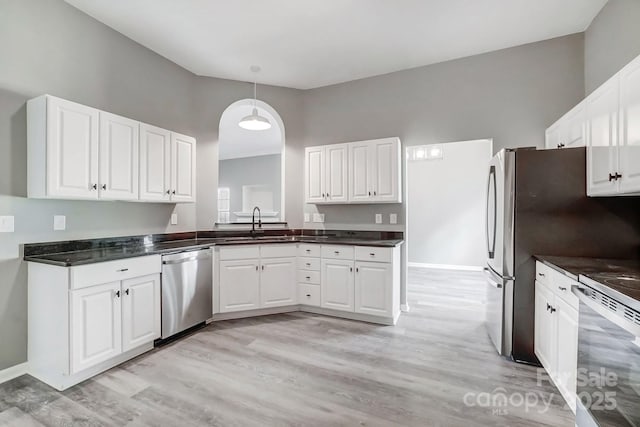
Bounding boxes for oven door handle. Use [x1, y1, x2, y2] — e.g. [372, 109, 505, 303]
[572, 285, 640, 338]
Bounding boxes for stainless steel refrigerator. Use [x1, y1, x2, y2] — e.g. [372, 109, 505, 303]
[484, 147, 640, 364]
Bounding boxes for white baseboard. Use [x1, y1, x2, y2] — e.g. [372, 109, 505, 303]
[0, 362, 28, 385]
[401, 304, 410, 312]
[408, 262, 483, 272]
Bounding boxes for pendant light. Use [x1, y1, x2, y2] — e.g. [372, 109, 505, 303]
[239, 66, 272, 131]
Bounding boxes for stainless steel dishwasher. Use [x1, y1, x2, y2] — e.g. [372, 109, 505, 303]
[161, 248, 213, 339]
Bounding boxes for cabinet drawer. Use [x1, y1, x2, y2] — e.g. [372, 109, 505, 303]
[298, 284, 320, 306]
[535, 261, 552, 286]
[70, 255, 161, 290]
[321, 245, 354, 260]
[260, 244, 297, 258]
[298, 244, 320, 258]
[219, 245, 260, 261]
[298, 270, 320, 284]
[355, 246, 392, 263]
[552, 274, 579, 310]
[298, 257, 320, 271]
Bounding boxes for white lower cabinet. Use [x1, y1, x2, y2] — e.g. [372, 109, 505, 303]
[219, 259, 261, 313]
[354, 262, 392, 317]
[215, 243, 401, 325]
[71, 281, 122, 374]
[260, 257, 297, 308]
[217, 245, 298, 313]
[121, 274, 161, 352]
[28, 256, 161, 391]
[321, 259, 355, 312]
[534, 262, 579, 412]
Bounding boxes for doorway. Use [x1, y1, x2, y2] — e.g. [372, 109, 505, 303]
[406, 139, 493, 270]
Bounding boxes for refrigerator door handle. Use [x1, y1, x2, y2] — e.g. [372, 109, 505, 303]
[486, 166, 497, 259]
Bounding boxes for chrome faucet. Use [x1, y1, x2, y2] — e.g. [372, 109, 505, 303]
[251, 206, 262, 234]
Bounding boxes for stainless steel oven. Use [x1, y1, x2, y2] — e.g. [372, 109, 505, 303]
[573, 282, 640, 427]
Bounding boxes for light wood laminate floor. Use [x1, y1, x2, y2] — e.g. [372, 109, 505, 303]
[0, 268, 573, 426]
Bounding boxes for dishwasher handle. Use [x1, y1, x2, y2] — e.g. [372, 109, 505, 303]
[162, 249, 212, 265]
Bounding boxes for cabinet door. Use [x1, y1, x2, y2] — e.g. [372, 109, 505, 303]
[260, 257, 297, 308]
[545, 124, 562, 150]
[372, 138, 401, 202]
[305, 146, 325, 203]
[140, 124, 171, 202]
[71, 282, 122, 374]
[554, 297, 578, 412]
[219, 259, 260, 313]
[325, 144, 349, 203]
[121, 274, 160, 352]
[355, 262, 392, 317]
[46, 96, 99, 199]
[564, 102, 586, 148]
[99, 112, 139, 201]
[321, 259, 354, 312]
[618, 56, 640, 194]
[170, 133, 196, 203]
[586, 76, 620, 196]
[534, 281, 557, 377]
[349, 142, 373, 202]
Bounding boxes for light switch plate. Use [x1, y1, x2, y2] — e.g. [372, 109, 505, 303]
[53, 215, 66, 231]
[390, 214, 398, 224]
[171, 214, 178, 225]
[304, 213, 310, 222]
[375, 214, 382, 224]
[0, 216, 14, 233]
[312, 213, 325, 223]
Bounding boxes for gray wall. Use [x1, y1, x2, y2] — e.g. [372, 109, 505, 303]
[407, 140, 492, 267]
[302, 34, 585, 229]
[585, 0, 640, 95]
[219, 154, 282, 221]
[0, 0, 304, 371]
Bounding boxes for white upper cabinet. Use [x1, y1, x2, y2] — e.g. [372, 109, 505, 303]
[372, 138, 401, 202]
[27, 94, 196, 203]
[544, 102, 586, 150]
[618, 55, 640, 194]
[139, 124, 171, 202]
[325, 143, 349, 203]
[170, 132, 197, 203]
[349, 141, 372, 202]
[305, 146, 326, 203]
[99, 112, 139, 201]
[306, 137, 402, 204]
[586, 75, 620, 196]
[28, 95, 100, 199]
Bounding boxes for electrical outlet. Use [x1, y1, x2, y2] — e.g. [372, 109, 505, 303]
[390, 213, 398, 224]
[171, 214, 178, 225]
[0, 216, 14, 233]
[304, 213, 311, 222]
[312, 213, 325, 223]
[375, 214, 382, 224]
[53, 215, 66, 231]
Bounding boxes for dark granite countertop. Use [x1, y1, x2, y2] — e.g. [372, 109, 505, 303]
[534, 255, 640, 281]
[535, 255, 640, 312]
[24, 232, 404, 267]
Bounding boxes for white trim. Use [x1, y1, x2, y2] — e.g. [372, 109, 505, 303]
[408, 262, 483, 272]
[0, 362, 28, 385]
[401, 304, 410, 312]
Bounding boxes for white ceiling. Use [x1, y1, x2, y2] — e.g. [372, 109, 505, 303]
[218, 104, 282, 161]
[65, 0, 608, 89]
